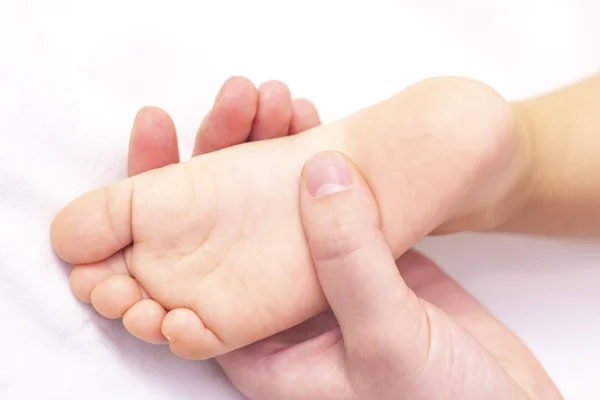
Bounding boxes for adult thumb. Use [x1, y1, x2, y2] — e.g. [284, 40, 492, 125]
[299, 151, 431, 368]
[298, 151, 536, 400]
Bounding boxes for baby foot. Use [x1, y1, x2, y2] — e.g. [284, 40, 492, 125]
[51, 77, 524, 359]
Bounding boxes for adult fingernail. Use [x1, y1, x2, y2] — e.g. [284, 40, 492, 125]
[304, 152, 352, 197]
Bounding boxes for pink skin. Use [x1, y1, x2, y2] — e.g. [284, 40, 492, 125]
[126, 77, 560, 399]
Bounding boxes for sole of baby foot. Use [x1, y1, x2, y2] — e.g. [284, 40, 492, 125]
[52, 77, 523, 359]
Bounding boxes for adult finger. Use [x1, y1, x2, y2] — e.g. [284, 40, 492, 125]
[127, 106, 180, 176]
[289, 98, 321, 134]
[248, 80, 293, 141]
[193, 76, 257, 156]
[298, 151, 430, 365]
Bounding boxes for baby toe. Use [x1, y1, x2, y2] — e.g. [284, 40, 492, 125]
[161, 308, 227, 360]
[123, 299, 168, 344]
[69, 246, 133, 303]
[70, 264, 115, 304]
[90, 275, 142, 319]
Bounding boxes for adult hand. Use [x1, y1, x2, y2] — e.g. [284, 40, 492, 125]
[126, 76, 560, 399]
[216, 150, 560, 399]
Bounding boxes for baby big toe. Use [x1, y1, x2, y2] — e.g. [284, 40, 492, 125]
[161, 308, 227, 360]
[90, 275, 142, 319]
[123, 299, 168, 344]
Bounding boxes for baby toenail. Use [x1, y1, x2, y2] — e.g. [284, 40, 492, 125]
[303, 152, 352, 197]
[165, 335, 175, 343]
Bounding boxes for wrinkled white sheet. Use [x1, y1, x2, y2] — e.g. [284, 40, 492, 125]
[1, 0, 599, 398]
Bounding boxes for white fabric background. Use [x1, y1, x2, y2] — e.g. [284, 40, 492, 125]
[1, 0, 599, 398]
